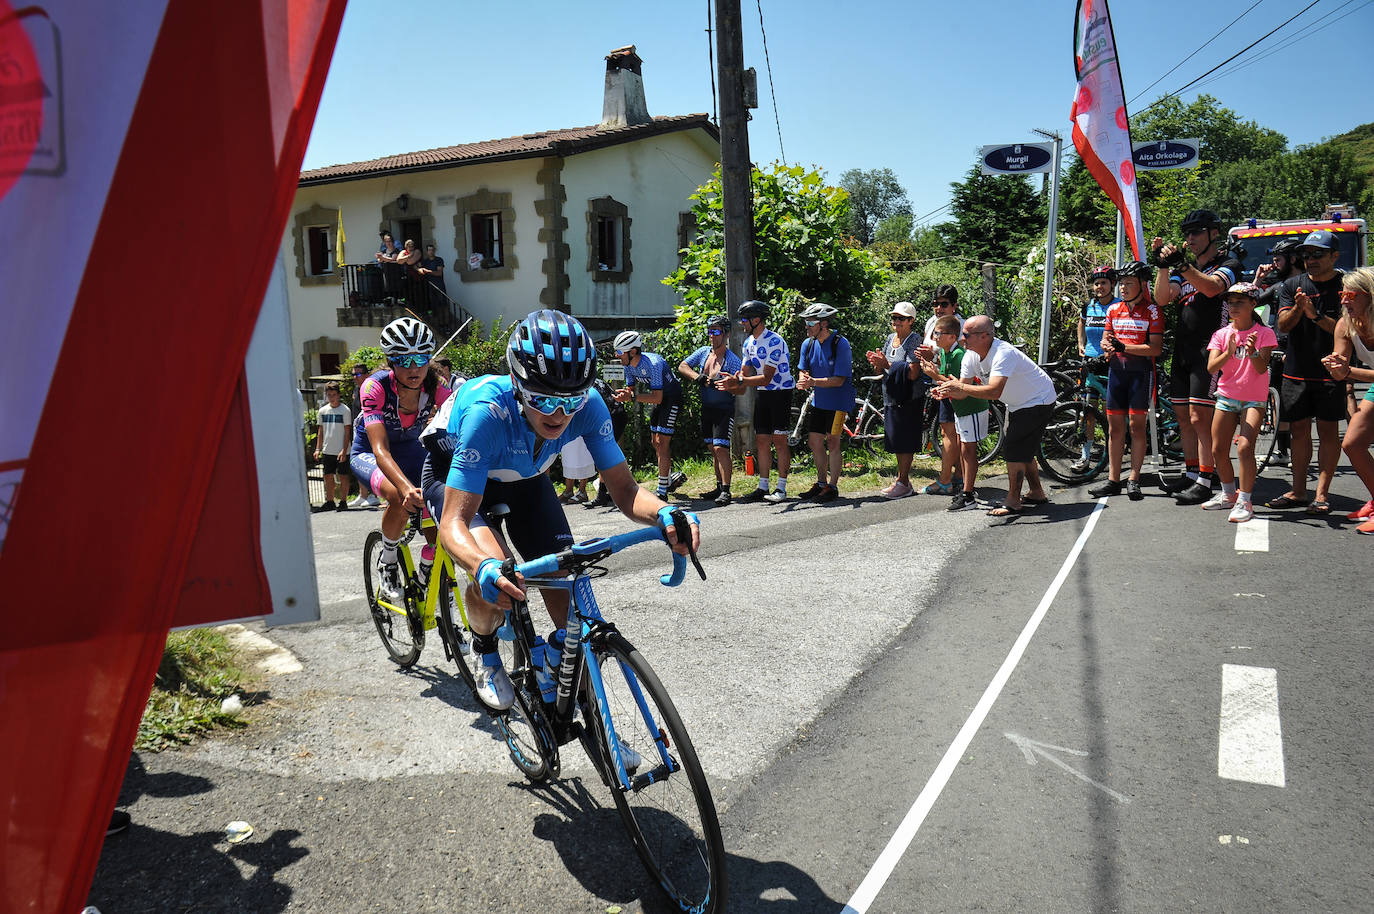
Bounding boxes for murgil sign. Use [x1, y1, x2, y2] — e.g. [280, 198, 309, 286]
[979, 142, 1054, 176]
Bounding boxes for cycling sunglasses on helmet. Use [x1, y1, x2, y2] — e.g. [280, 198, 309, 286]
[517, 381, 589, 416]
[389, 353, 431, 368]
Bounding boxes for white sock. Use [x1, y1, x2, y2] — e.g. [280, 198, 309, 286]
[753, 476, 767, 492]
[381, 534, 400, 564]
[1221, 480, 1236, 497]
[776, 477, 788, 495]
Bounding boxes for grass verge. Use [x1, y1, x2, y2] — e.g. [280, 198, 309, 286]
[136, 628, 248, 751]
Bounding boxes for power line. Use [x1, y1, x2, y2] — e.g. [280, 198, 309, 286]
[1193, 0, 1370, 92]
[755, 0, 785, 164]
[1134, 0, 1322, 118]
[1126, 0, 1265, 107]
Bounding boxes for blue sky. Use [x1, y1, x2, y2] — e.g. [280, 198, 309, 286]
[303, 0, 1374, 229]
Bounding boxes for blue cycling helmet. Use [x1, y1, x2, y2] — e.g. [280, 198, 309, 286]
[507, 309, 597, 395]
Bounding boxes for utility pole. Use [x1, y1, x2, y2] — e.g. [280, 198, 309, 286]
[715, 0, 756, 449]
[1032, 127, 1062, 364]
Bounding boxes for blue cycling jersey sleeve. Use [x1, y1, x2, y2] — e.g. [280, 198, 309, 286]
[684, 347, 708, 371]
[625, 352, 669, 389]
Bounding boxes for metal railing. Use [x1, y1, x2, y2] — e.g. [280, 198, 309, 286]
[338, 263, 472, 338]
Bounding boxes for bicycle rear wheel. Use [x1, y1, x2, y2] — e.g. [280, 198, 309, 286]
[855, 407, 883, 453]
[1254, 386, 1280, 472]
[585, 631, 725, 914]
[1037, 402, 1108, 484]
[363, 531, 422, 667]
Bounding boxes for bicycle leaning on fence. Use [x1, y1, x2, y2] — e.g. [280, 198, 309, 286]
[787, 373, 885, 452]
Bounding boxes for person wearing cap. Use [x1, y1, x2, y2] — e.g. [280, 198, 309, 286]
[611, 330, 686, 499]
[1322, 267, 1374, 532]
[1201, 282, 1278, 523]
[1150, 209, 1244, 505]
[1255, 238, 1303, 466]
[1087, 262, 1163, 502]
[679, 315, 744, 506]
[1270, 229, 1347, 513]
[795, 303, 854, 502]
[866, 301, 924, 498]
[720, 300, 795, 503]
[1074, 264, 1118, 471]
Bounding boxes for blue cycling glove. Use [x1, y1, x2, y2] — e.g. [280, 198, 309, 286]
[656, 506, 696, 541]
[476, 558, 507, 604]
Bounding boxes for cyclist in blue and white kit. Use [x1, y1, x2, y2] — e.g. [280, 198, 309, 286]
[351, 317, 450, 603]
[434, 310, 700, 711]
[610, 330, 685, 499]
[722, 300, 795, 502]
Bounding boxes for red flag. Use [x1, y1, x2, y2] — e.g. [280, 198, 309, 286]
[0, 1, 344, 908]
[1071, 0, 1145, 260]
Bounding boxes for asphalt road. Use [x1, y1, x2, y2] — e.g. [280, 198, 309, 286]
[89, 460, 1374, 913]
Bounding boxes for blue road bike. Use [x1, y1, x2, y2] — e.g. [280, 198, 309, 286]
[488, 511, 726, 914]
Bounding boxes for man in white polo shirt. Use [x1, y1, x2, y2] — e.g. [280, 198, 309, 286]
[935, 315, 1057, 517]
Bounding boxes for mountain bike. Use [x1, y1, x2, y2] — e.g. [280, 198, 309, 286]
[484, 511, 725, 913]
[787, 374, 884, 452]
[363, 512, 554, 778]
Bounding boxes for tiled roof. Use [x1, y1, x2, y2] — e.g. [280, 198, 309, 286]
[299, 114, 718, 185]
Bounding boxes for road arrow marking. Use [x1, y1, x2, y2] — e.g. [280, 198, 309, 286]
[1004, 732, 1132, 804]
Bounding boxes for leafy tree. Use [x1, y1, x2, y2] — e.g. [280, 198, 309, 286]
[1131, 94, 1286, 165]
[1012, 233, 1118, 358]
[1199, 141, 1374, 225]
[838, 167, 911, 246]
[873, 212, 914, 245]
[942, 165, 1044, 265]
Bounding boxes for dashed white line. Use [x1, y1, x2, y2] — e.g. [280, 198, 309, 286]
[1234, 517, 1269, 552]
[839, 499, 1109, 914]
[1218, 664, 1285, 787]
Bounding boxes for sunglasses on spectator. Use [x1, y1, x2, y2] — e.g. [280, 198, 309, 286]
[805, 320, 820, 327]
[389, 354, 431, 369]
[935, 329, 958, 336]
[933, 300, 953, 308]
[517, 382, 589, 416]
[1301, 248, 1332, 259]
[1339, 289, 1364, 301]
[1184, 228, 1211, 237]
[890, 315, 912, 321]
[708, 328, 724, 336]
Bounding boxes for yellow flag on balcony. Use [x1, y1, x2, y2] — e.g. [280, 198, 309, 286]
[335, 209, 347, 267]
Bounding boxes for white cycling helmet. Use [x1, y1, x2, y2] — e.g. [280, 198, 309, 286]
[799, 302, 838, 321]
[379, 317, 435, 358]
[613, 330, 643, 354]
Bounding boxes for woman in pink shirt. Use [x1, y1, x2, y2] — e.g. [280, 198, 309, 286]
[1202, 282, 1278, 523]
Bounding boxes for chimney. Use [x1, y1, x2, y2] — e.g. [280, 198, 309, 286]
[601, 45, 651, 128]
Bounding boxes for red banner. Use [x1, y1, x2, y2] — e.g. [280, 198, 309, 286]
[0, 2, 344, 909]
[1071, 0, 1145, 260]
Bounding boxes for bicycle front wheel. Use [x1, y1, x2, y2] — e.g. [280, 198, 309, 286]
[585, 632, 725, 914]
[363, 531, 422, 667]
[1037, 402, 1108, 484]
[1254, 386, 1280, 472]
[495, 630, 560, 782]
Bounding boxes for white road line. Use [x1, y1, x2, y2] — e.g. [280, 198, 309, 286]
[1234, 517, 1269, 552]
[1218, 664, 1285, 787]
[839, 499, 1109, 914]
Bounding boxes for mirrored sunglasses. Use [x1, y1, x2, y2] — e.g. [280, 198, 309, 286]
[805, 320, 820, 327]
[389, 354, 431, 369]
[520, 384, 589, 416]
[708, 328, 725, 336]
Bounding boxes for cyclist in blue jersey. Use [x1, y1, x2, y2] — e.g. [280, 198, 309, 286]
[351, 317, 450, 604]
[678, 314, 743, 505]
[1072, 264, 1117, 472]
[434, 310, 700, 711]
[796, 303, 854, 502]
[611, 330, 686, 499]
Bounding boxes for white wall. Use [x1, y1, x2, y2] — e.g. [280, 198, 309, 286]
[562, 129, 718, 319]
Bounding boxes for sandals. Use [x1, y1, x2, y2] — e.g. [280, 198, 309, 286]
[1022, 495, 1052, 505]
[1305, 500, 1331, 515]
[1264, 493, 1310, 509]
[986, 503, 1022, 517]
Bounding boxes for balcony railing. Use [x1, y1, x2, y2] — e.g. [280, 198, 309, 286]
[337, 263, 473, 339]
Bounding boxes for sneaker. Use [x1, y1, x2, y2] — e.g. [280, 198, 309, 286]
[738, 488, 768, 504]
[349, 495, 369, 508]
[667, 471, 688, 492]
[613, 736, 643, 774]
[697, 485, 723, 501]
[310, 503, 331, 513]
[714, 489, 732, 506]
[814, 485, 839, 503]
[378, 560, 404, 606]
[335, 500, 347, 512]
[1228, 500, 1255, 523]
[798, 483, 826, 500]
[1175, 482, 1214, 506]
[364, 494, 381, 507]
[1270, 451, 1291, 467]
[1088, 479, 1122, 497]
[1160, 474, 1194, 494]
[1201, 491, 1238, 510]
[922, 481, 954, 496]
[473, 653, 515, 711]
[1069, 457, 1092, 473]
[585, 489, 614, 508]
[763, 489, 788, 503]
[558, 490, 580, 504]
[882, 480, 914, 500]
[1346, 499, 1374, 522]
[1126, 480, 1143, 501]
[948, 491, 977, 511]
[106, 810, 131, 836]
[1357, 519, 1374, 535]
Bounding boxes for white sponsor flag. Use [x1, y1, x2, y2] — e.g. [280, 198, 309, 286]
[1071, 0, 1145, 260]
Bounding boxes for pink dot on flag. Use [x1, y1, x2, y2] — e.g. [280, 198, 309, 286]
[1120, 161, 1136, 186]
[1116, 106, 1128, 130]
[0, 1, 43, 203]
[1078, 87, 1094, 110]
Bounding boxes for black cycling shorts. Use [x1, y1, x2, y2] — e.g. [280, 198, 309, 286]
[700, 405, 734, 448]
[753, 388, 794, 437]
[807, 407, 847, 436]
[421, 456, 573, 563]
[1169, 343, 1217, 406]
